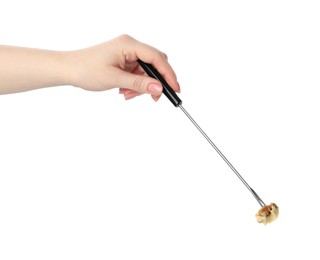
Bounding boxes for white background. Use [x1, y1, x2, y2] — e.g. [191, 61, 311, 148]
[1, 0, 319, 259]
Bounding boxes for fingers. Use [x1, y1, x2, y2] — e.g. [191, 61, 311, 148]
[137, 51, 180, 93]
[119, 35, 180, 93]
[123, 91, 141, 100]
[152, 94, 161, 102]
[119, 88, 141, 100]
[119, 88, 161, 102]
[105, 34, 180, 102]
[111, 67, 163, 95]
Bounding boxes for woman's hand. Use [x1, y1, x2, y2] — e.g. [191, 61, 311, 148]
[0, 34, 180, 101]
[64, 34, 180, 101]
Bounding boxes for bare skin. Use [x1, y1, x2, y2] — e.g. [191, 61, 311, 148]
[0, 34, 180, 101]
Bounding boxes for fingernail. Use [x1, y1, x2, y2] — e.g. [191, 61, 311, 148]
[152, 95, 161, 102]
[177, 81, 181, 93]
[124, 93, 138, 100]
[124, 95, 134, 100]
[147, 83, 162, 95]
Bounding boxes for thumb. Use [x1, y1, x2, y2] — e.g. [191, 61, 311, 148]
[112, 68, 163, 95]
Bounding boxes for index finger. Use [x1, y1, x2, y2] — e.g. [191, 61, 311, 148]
[122, 36, 180, 93]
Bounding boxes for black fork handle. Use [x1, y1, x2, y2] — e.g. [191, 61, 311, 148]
[137, 59, 182, 107]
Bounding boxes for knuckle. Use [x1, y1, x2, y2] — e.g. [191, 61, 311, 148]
[118, 34, 133, 42]
[162, 52, 168, 60]
[132, 77, 144, 92]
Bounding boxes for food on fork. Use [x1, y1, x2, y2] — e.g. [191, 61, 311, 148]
[255, 203, 279, 225]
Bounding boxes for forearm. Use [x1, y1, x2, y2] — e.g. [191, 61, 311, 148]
[0, 45, 70, 94]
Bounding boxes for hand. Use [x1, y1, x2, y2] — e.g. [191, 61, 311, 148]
[65, 34, 180, 101]
[0, 34, 180, 99]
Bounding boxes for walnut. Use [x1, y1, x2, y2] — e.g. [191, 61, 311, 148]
[255, 203, 279, 225]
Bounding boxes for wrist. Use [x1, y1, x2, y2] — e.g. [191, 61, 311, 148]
[57, 51, 77, 87]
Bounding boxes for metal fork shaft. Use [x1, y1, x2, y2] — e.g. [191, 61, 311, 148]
[179, 105, 266, 207]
